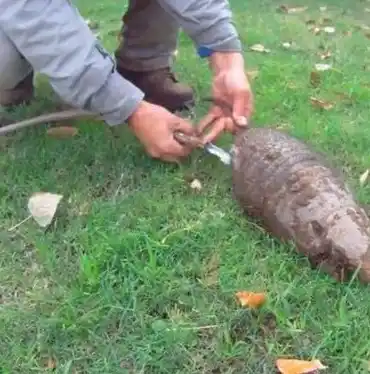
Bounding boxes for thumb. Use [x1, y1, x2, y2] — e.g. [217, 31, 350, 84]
[172, 117, 195, 135]
[232, 94, 249, 127]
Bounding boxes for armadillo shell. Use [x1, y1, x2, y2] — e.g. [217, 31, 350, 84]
[232, 127, 370, 283]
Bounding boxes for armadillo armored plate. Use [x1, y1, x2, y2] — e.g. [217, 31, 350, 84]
[231, 127, 370, 283]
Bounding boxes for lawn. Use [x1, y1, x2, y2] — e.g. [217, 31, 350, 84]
[1, 0, 370, 372]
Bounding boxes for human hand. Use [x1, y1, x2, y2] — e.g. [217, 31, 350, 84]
[127, 100, 195, 163]
[197, 52, 254, 144]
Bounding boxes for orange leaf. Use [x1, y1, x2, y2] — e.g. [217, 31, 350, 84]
[310, 97, 334, 110]
[46, 126, 78, 139]
[276, 359, 327, 374]
[235, 291, 266, 308]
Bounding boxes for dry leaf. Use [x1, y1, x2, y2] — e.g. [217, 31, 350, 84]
[250, 44, 271, 53]
[365, 33, 370, 40]
[276, 359, 327, 374]
[314, 63, 332, 71]
[319, 50, 331, 60]
[47, 126, 78, 139]
[190, 179, 202, 191]
[246, 69, 259, 80]
[27, 192, 63, 227]
[235, 291, 266, 308]
[308, 25, 321, 35]
[84, 19, 99, 30]
[310, 97, 334, 110]
[360, 169, 370, 186]
[46, 357, 57, 369]
[279, 5, 308, 13]
[323, 26, 335, 34]
[305, 19, 316, 25]
[310, 71, 321, 87]
[282, 41, 293, 49]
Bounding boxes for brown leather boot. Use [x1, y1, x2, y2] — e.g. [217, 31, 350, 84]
[0, 72, 34, 108]
[116, 66, 195, 112]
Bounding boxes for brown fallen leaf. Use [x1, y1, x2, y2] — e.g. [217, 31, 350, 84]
[365, 33, 370, 39]
[276, 359, 327, 374]
[279, 5, 308, 13]
[310, 71, 321, 87]
[305, 19, 316, 25]
[235, 291, 266, 308]
[360, 169, 369, 186]
[47, 126, 78, 139]
[310, 97, 334, 110]
[250, 44, 271, 53]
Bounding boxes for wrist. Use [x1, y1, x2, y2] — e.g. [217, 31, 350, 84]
[127, 100, 152, 128]
[209, 51, 245, 74]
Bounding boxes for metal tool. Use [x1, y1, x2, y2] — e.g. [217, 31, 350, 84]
[173, 131, 232, 165]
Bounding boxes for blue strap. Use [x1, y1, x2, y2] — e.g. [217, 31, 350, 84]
[197, 46, 214, 58]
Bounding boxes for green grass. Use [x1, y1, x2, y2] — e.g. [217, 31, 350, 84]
[1, 0, 370, 372]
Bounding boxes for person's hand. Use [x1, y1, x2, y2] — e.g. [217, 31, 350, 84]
[127, 100, 195, 163]
[197, 52, 254, 144]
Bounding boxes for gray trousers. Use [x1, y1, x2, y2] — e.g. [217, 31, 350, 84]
[0, 0, 177, 91]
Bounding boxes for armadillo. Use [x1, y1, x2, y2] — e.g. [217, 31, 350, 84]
[231, 127, 370, 283]
[2, 104, 370, 283]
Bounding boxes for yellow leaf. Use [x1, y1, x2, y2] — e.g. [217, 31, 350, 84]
[47, 126, 78, 139]
[276, 359, 327, 374]
[235, 291, 266, 308]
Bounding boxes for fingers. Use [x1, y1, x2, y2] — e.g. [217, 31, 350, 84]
[195, 111, 217, 136]
[231, 80, 254, 125]
[172, 117, 195, 135]
[199, 117, 225, 144]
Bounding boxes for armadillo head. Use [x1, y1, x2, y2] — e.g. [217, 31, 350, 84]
[325, 206, 370, 283]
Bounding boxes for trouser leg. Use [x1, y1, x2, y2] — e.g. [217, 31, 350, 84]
[115, 0, 179, 71]
[114, 0, 194, 112]
[0, 27, 34, 107]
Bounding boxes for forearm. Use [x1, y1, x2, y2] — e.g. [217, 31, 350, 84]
[156, 0, 242, 54]
[0, 0, 144, 126]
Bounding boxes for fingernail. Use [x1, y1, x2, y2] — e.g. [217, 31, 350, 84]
[235, 116, 248, 126]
